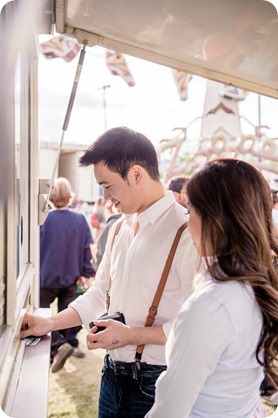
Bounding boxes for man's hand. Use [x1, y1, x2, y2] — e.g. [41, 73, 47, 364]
[20, 313, 53, 339]
[86, 319, 166, 350]
[86, 319, 130, 350]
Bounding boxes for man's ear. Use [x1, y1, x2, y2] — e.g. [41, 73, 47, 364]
[173, 191, 180, 203]
[129, 165, 143, 184]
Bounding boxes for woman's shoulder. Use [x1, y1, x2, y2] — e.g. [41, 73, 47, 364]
[187, 272, 261, 330]
[196, 272, 255, 305]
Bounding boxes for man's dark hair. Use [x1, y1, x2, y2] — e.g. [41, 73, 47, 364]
[79, 127, 160, 181]
[168, 176, 189, 193]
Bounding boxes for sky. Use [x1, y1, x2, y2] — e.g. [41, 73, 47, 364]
[1, 0, 278, 154]
[38, 42, 207, 149]
[37, 38, 278, 154]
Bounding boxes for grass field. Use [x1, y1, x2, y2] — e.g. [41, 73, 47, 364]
[47, 329, 104, 418]
[47, 329, 276, 417]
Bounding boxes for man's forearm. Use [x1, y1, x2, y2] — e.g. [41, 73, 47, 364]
[87, 320, 167, 350]
[20, 307, 83, 339]
[51, 307, 82, 331]
[127, 325, 167, 346]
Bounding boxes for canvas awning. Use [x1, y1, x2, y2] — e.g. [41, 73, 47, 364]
[55, 0, 278, 98]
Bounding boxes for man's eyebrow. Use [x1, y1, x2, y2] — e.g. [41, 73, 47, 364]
[99, 181, 109, 186]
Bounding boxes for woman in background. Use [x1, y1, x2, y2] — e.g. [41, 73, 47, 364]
[148, 158, 278, 418]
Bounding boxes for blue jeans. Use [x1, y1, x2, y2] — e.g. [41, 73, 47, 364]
[98, 354, 166, 418]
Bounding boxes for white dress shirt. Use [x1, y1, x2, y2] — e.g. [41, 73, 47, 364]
[70, 192, 197, 364]
[147, 271, 264, 418]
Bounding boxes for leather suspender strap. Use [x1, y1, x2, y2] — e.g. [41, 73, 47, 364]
[106, 219, 124, 311]
[135, 221, 188, 363]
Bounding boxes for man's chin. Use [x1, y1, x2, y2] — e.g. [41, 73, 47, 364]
[120, 209, 134, 215]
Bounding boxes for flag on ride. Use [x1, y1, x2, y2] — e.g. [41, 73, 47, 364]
[106, 50, 135, 87]
[39, 35, 81, 62]
[172, 70, 192, 101]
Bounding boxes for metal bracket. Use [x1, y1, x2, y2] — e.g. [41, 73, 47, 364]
[38, 179, 50, 226]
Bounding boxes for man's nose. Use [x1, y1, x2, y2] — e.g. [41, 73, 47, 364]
[103, 189, 110, 199]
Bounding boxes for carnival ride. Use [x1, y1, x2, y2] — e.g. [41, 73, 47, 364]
[157, 81, 278, 182]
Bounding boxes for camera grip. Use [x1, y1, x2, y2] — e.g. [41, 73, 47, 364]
[89, 311, 125, 333]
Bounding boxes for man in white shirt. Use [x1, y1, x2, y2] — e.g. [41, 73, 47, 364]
[21, 127, 197, 418]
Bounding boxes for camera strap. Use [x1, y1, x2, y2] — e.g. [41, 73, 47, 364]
[135, 221, 188, 365]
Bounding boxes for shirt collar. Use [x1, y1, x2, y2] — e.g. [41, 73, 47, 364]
[138, 191, 175, 225]
[122, 192, 176, 227]
[123, 213, 134, 227]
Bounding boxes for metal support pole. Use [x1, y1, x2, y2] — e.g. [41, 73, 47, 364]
[43, 41, 88, 212]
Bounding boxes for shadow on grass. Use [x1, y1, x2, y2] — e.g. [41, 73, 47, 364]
[48, 329, 105, 418]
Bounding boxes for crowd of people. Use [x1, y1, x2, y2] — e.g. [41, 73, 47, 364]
[21, 126, 278, 417]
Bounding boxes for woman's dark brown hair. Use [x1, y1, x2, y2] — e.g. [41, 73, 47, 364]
[187, 158, 278, 387]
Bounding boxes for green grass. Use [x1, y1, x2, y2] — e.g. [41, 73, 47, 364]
[47, 329, 104, 418]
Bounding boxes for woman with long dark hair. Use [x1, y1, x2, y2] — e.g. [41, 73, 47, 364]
[148, 158, 278, 418]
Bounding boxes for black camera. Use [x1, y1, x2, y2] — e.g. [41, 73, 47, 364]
[89, 311, 125, 333]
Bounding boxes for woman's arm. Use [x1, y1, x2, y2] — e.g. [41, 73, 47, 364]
[148, 294, 232, 418]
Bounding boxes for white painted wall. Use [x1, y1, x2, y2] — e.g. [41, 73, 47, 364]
[39, 147, 57, 180]
[39, 146, 99, 201]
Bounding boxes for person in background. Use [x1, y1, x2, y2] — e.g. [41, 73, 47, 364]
[70, 198, 90, 217]
[167, 176, 189, 208]
[148, 158, 278, 418]
[40, 177, 95, 372]
[21, 127, 197, 417]
[92, 199, 122, 272]
[90, 196, 106, 241]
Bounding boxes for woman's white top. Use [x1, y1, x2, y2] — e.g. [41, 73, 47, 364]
[148, 271, 264, 418]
